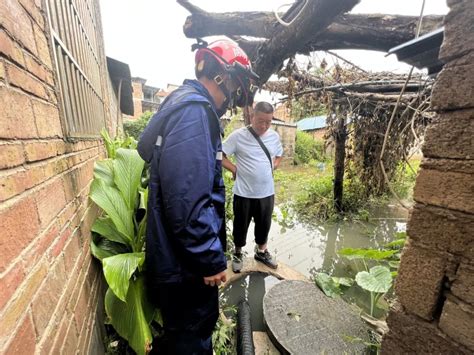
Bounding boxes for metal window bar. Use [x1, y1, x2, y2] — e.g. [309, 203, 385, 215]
[46, 0, 105, 138]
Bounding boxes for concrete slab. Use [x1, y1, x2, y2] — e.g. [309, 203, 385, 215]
[263, 280, 370, 354]
[253, 331, 280, 355]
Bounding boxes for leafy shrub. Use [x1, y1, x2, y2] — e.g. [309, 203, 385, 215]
[90, 129, 159, 355]
[294, 131, 325, 165]
[123, 111, 154, 139]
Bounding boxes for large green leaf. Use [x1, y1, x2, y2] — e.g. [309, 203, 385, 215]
[94, 159, 114, 186]
[356, 266, 392, 293]
[101, 128, 116, 158]
[314, 273, 342, 298]
[90, 237, 130, 261]
[92, 217, 129, 246]
[103, 252, 145, 301]
[338, 248, 398, 261]
[105, 277, 155, 355]
[114, 148, 145, 211]
[90, 179, 134, 241]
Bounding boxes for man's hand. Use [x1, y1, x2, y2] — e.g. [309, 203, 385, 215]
[203, 270, 227, 287]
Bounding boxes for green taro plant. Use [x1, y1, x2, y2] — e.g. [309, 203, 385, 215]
[90, 129, 159, 355]
[315, 232, 407, 317]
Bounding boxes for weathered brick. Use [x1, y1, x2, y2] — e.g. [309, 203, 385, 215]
[31, 257, 67, 339]
[439, 297, 474, 351]
[0, 31, 25, 66]
[42, 156, 69, 181]
[35, 177, 67, 228]
[0, 261, 47, 348]
[18, 0, 45, 29]
[423, 109, 474, 160]
[24, 53, 54, 86]
[50, 226, 72, 259]
[452, 264, 474, 305]
[73, 275, 92, 334]
[0, 86, 37, 139]
[382, 302, 472, 354]
[33, 23, 52, 69]
[0, 164, 45, 201]
[0, 263, 25, 311]
[431, 63, 474, 110]
[6, 62, 48, 99]
[61, 318, 79, 354]
[0, 0, 37, 55]
[395, 242, 447, 320]
[414, 167, 474, 214]
[439, 0, 474, 63]
[421, 158, 474, 175]
[0, 196, 40, 272]
[408, 204, 474, 258]
[3, 312, 36, 355]
[23, 140, 62, 162]
[22, 221, 59, 274]
[31, 99, 63, 138]
[0, 60, 4, 80]
[48, 317, 68, 355]
[0, 142, 25, 169]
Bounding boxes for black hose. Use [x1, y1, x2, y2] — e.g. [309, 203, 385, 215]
[237, 301, 255, 355]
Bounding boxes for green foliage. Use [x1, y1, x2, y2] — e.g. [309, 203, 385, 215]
[123, 111, 153, 140]
[90, 130, 157, 355]
[333, 232, 407, 317]
[391, 159, 421, 200]
[314, 272, 354, 298]
[212, 312, 236, 355]
[294, 131, 325, 165]
[291, 98, 328, 121]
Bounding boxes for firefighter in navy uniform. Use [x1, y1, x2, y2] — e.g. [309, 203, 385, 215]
[137, 39, 258, 354]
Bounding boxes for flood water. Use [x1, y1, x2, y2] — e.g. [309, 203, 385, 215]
[223, 203, 408, 320]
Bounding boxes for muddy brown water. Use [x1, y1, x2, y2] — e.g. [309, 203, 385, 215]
[222, 204, 408, 325]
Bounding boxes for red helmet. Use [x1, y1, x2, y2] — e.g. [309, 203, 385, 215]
[194, 39, 259, 107]
[195, 39, 251, 69]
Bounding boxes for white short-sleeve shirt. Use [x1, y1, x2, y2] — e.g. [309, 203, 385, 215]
[223, 127, 283, 198]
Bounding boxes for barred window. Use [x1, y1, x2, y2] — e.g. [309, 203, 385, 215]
[46, 0, 105, 138]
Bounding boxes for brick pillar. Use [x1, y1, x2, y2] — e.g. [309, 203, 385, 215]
[381, 0, 474, 353]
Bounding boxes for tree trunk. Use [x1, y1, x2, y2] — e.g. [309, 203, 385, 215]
[333, 114, 346, 212]
[178, 1, 443, 56]
[253, 0, 360, 84]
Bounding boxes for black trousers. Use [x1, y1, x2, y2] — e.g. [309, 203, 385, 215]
[232, 194, 274, 248]
[152, 280, 218, 355]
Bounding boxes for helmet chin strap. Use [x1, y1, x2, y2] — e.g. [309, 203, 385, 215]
[213, 74, 236, 111]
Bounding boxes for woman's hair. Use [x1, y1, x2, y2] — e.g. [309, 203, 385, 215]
[254, 101, 274, 114]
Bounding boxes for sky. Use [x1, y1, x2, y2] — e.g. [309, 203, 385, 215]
[99, 0, 449, 93]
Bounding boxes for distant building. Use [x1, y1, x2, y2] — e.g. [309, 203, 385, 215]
[127, 78, 179, 120]
[296, 115, 327, 140]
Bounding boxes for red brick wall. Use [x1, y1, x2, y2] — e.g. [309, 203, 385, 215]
[0, 0, 111, 353]
[382, 0, 474, 353]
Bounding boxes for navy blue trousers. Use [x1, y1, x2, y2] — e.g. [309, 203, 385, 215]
[152, 280, 219, 355]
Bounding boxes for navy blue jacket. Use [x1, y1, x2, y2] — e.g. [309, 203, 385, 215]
[138, 80, 227, 283]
